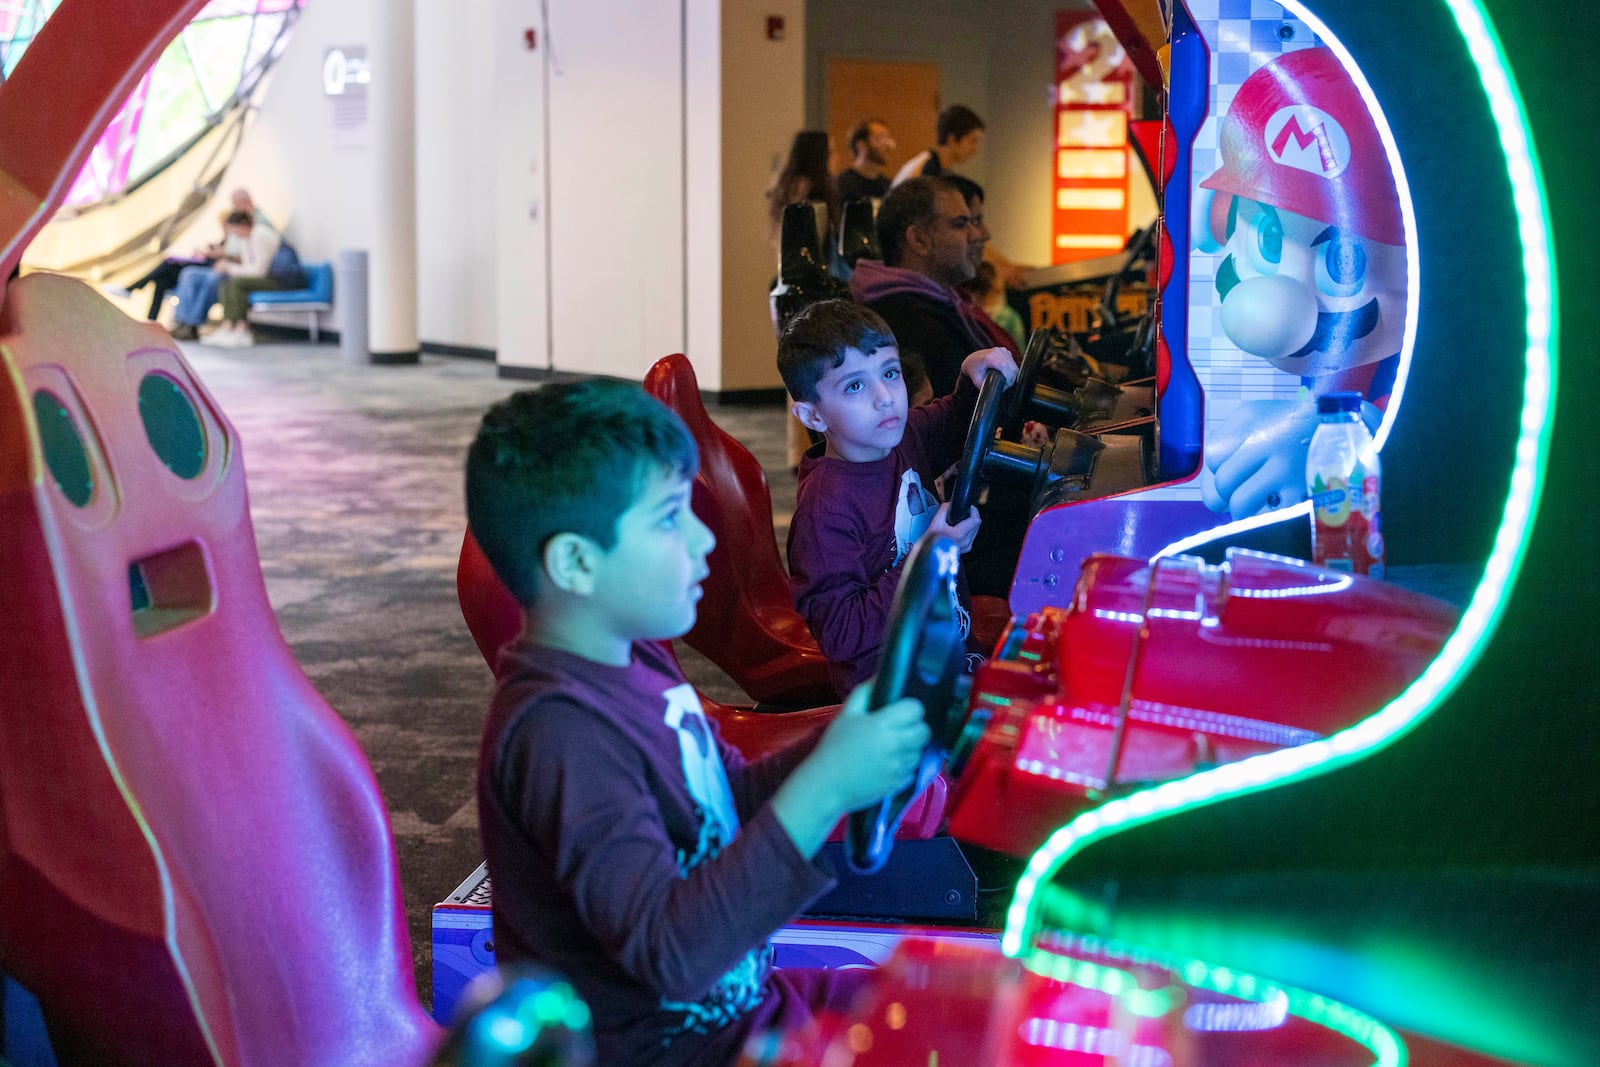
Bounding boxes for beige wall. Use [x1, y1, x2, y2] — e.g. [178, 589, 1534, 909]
[713, 0, 806, 391]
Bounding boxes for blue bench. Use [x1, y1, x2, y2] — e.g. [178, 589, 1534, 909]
[248, 261, 334, 342]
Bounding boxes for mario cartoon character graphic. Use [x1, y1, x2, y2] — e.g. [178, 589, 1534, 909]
[1196, 47, 1409, 519]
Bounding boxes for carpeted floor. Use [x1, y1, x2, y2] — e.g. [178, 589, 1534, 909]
[178, 337, 795, 1009]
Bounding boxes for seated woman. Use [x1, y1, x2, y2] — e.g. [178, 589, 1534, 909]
[174, 210, 280, 347]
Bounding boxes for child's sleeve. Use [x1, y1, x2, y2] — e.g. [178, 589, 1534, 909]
[718, 725, 826, 820]
[496, 700, 832, 1002]
[788, 495, 903, 673]
[905, 373, 981, 477]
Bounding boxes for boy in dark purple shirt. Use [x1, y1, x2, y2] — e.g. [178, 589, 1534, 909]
[465, 379, 930, 1066]
[778, 300, 1017, 697]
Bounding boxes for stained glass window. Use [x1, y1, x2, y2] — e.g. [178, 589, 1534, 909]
[0, 0, 303, 209]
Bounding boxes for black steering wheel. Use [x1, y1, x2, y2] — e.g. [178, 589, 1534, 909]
[1000, 329, 1059, 441]
[944, 368, 1010, 526]
[843, 534, 966, 876]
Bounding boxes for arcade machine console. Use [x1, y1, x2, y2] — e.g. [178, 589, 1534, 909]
[739, 0, 1581, 1060]
[441, 519, 1460, 1019]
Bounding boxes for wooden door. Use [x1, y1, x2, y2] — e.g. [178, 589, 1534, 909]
[824, 58, 939, 177]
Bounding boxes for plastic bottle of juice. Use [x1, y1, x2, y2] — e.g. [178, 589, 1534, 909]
[1306, 391, 1384, 577]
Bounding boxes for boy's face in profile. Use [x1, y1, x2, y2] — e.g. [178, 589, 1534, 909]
[792, 345, 908, 463]
[585, 466, 715, 646]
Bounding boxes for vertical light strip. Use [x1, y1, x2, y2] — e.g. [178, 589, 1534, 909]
[1005, 0, 1557, 965]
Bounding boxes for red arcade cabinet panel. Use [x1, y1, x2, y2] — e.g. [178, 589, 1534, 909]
[947, 549, 1455, 858]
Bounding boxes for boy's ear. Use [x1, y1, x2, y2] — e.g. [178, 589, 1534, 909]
[541, 532, 598, 597]
[791, 398, 827, 435]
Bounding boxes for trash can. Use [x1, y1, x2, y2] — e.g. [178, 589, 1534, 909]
[337, 249, 369, 364]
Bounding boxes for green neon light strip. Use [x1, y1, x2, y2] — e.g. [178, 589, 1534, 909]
[1021, 939, 1405, 1064]
[1003, 0, 1558, 982]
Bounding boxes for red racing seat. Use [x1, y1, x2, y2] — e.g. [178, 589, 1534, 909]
[0, 275, 439, 1065]
[643, 353, 838, 706]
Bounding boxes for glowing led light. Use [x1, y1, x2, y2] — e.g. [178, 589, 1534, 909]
[1228, 576, 1354, 598]
[477, 1012, 533, 1053]
[1056, 233, 1129, 249]
[1093, 609, 1147, 624]
[1020, 1018, 1174, 1065]
[1057, 149, 1129, 179]
[1184, 988, 1290, 1032]
[1154, 503, 1311, 560]
[1058, 187, 1129, 210]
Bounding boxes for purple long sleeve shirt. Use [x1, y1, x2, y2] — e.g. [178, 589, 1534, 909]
[787, 379, 979, 697]
[478, 639, 844, 1065]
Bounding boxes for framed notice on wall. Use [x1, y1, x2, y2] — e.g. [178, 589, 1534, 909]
[1051, 11, 1136, 263]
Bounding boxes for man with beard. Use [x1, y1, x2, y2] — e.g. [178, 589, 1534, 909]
[848, 176, 995, 399]
[836, 118, 896, 202]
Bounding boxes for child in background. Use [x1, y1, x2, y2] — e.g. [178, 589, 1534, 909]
[971, 259, 1025, 349]
[466, 379, 930, 1066]
[778, 299, 1017, 698]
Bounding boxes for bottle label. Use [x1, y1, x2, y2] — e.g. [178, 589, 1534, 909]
[1311, 475, 1351, 527]
[1310, 465, 1382, 575]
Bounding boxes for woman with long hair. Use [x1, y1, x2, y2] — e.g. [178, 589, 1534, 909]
[767, 130, 840, 470]
[767, 130, 838, 243]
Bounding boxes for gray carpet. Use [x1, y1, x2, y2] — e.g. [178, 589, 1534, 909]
[177, 337, 795, 1009]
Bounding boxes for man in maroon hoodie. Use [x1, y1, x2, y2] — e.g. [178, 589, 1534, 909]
[849, 176, 1016, 398]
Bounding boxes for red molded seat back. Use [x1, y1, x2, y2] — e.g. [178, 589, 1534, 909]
[643, 354, 836, 706]
[0, 275, 437, 1065]
[457, 528, 525, 669]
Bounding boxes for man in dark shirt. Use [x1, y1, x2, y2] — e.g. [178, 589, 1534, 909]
[835, 118, 895, 203]
[891, 104, 985, 187]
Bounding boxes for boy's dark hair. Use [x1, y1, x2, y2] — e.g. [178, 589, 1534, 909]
[465, 379, 698, 607]
[777, 299, 897, 402]
[224, 210, 254, 228]
[876, 176, 955, 267]
[936, 105, 985, 145]
[847, 118, 884, 155]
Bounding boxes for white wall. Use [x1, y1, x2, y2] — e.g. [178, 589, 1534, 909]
[225, 0, 380, 283]
[415, 1, 497, 351]
[491, 0, 548, 371]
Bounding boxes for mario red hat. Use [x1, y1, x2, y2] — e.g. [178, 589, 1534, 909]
[1201, 47, 1404, 247]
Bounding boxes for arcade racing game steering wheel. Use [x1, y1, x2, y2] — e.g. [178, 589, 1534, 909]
[843, 535, 969, 875]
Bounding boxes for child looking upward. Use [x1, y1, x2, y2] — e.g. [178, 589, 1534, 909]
[778, 300, 1017, 698]
[466, 379, 930, 1066]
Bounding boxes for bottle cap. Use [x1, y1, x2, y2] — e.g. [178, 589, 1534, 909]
[1316, 391, 1364, 415]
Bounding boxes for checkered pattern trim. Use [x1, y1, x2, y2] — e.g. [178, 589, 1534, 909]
[1141, 0, 1327, 502]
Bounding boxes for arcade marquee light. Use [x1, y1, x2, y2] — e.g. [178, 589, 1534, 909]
[1008, 0, 1556, 1025]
